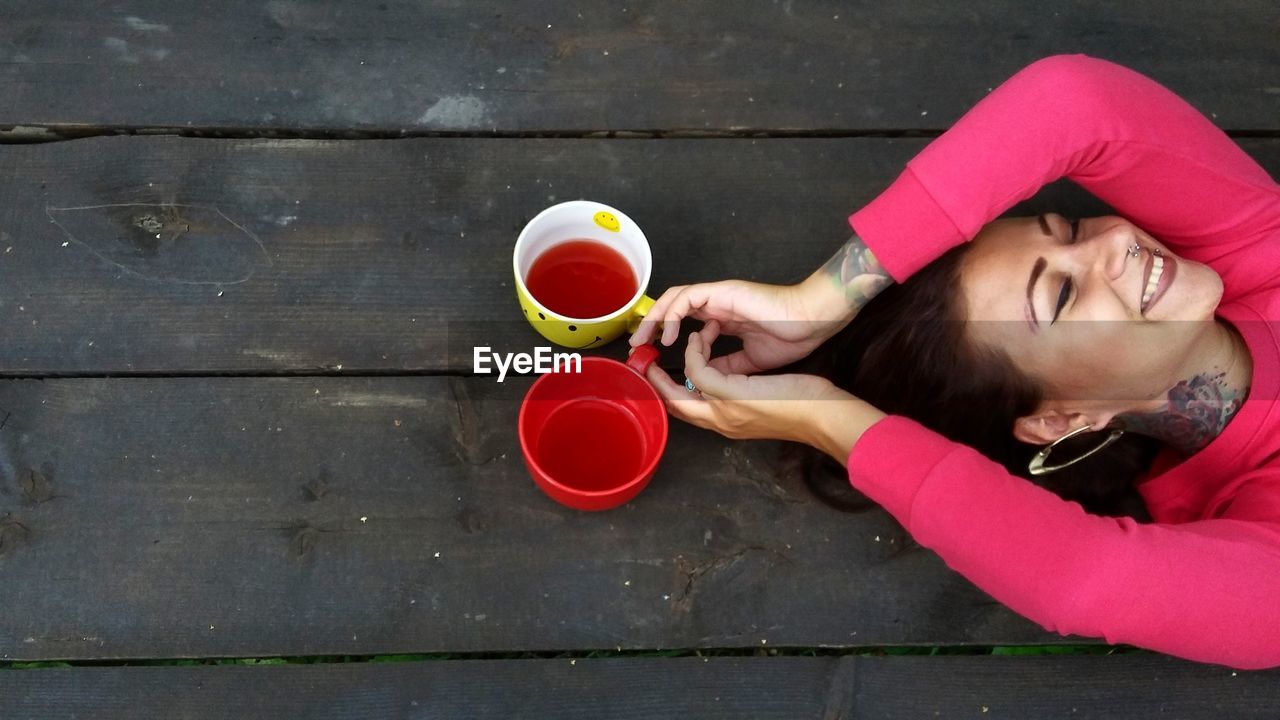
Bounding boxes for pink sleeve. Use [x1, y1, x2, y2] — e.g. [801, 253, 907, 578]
[851, 54, 1280, 282]
[848, 416, 1280, 670]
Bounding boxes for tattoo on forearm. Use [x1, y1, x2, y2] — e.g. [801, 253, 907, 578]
[1116, 372, 1249, 455]
[821, 234, 893, 311]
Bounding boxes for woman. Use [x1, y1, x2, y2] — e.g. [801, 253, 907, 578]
[629, 55, 1280, 669]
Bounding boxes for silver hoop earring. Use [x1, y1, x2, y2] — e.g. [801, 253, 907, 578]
[1028, 425, 1126, 476]
[1128, 244, 1141, 258]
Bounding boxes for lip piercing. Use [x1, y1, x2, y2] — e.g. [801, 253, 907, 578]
[1128, 244, 1141, 258]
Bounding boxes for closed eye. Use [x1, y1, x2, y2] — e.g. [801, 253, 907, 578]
[1051, 219, 1079, 323]
[1052, 278, 1072, 323]
[1029, 216, 1083, 330]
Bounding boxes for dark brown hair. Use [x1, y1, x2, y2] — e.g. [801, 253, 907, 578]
[798, 243, 1158, 520]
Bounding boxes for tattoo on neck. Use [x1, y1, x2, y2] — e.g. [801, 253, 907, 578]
[1116, 372, 1249, 455]
[821, 234, 893, 312]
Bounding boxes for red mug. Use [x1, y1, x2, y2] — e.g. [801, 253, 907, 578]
[518, 344, 667, 511]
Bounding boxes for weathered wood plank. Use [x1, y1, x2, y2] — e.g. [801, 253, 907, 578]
[1, 655, 1276, 720]
[1, 1, 1276, 133]
[0, 375, 1063, 661]
[1, 136, 1275, 375]
[0, 135, 917, 374]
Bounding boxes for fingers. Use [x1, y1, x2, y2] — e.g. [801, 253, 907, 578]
[658, 286, 710, 347]
[683, 328, 734, 399]
[660, 284, 701, 345]
[708, 350, 765, 376]
[630, 283, 726, 348]
[630, 285, 687, 347]
[699, 318, 722, 346]
[645, 362, 715, 426]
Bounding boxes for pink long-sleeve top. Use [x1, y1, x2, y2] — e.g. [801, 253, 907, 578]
[847, 55, 1280, 670]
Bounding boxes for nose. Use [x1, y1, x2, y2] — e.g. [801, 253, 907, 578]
[1070, 218, 1144, 283]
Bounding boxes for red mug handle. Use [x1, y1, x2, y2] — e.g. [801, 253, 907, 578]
[626, 343, 659, 376]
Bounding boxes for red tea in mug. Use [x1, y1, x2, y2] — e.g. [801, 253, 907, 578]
[535, 398, 645, 492]
[525, 240, 638, 318]
[518, 347, 666, 511]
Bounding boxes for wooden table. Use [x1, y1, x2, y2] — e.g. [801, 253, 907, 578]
[1, 2, 1278, 717]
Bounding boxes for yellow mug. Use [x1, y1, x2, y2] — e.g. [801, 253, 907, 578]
[513, 201, 655, 349]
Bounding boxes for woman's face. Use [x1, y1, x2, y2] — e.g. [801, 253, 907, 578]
[959, 214, 1224, 411]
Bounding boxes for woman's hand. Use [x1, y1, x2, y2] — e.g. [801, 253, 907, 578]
[629, 235, 893, 374]
[629, 279, 843, 375]
[640, 321, 886, 462]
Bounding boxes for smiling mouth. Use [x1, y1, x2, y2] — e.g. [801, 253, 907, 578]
[567, 336, 605, 349]
[1140, 252, 1176, 314]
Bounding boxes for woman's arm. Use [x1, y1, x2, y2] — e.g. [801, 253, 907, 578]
[657, 317, 1280, 669]
[852, 54, 1280, 283]
[796, 233, 894, 328]
[847, 415, 1280, 670]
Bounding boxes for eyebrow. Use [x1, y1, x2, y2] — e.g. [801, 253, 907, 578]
[1023, 214, 1056, 331]
[1026, 256, 1047, 328]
